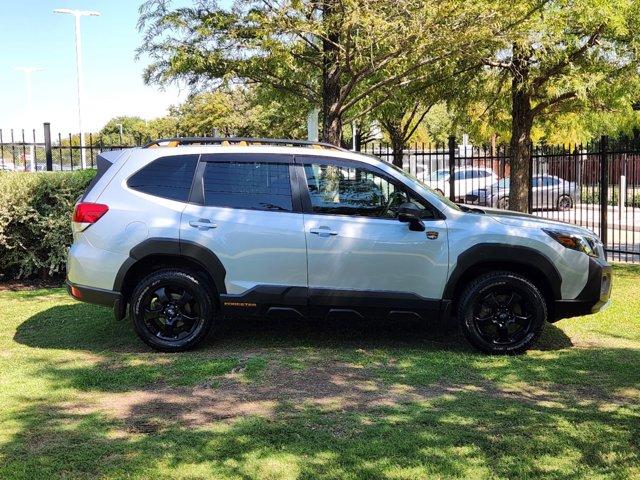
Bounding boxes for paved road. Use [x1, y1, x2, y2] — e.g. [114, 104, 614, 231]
[535, 204, 640, 232]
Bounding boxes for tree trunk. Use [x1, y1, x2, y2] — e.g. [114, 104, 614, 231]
[379, 119, 405, 168]
[390, 129, 405, 169]
[508, 46, 533, 213]
[320, 0, 342, 146]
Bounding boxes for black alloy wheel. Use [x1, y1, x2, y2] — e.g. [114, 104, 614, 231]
[471, 288, 533, 346]
[131, 269, 215, 352]
[143, 285, 201, 341]
[459, 272, 547, 354]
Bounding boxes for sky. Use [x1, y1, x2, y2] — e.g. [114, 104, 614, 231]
[0, 0, 197, 138]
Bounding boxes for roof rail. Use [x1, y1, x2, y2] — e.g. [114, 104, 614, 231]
[143, 137, 347, 151]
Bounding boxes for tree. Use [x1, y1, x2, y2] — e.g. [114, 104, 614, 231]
[377, 96, 435, 167]
[98, 116, 150, 146]
[137, 0, 516, 145]
[146, 115, 180, 139]
[481, 0, 640, 212]
[170, 89, 253, 136]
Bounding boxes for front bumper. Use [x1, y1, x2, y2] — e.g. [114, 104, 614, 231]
[553, 257, 612, 321]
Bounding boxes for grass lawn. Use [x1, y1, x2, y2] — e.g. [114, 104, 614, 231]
[1, 266, 639, 479]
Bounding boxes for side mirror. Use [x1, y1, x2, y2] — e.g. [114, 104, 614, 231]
[397, 202, 425, 232]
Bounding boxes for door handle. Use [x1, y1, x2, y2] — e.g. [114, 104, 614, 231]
[189, 219, 217, 230]
[309, 227, 338, 237]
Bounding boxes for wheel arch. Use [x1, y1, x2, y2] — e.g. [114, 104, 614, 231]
[444, 244, 561, 316]
[113, 238, 226, 315]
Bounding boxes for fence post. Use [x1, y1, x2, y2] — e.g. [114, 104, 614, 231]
[44, 122, 53, 171]
[528, 146, 534, 214]
[600, 135, 609, 245]
[448, 135, 456, 201]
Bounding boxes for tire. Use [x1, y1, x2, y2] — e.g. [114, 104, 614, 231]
[497, 196, 509, 210]
[458, 272, 547, 354]
[130, 269, 216, 352]
[557, 194, 573, 211]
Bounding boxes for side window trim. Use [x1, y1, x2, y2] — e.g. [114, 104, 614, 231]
[293, 155, 444, 220]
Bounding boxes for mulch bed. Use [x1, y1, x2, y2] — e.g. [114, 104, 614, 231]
[0, 279, 64, 291]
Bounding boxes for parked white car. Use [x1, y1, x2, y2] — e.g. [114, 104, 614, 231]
[426, 167, 499, 200]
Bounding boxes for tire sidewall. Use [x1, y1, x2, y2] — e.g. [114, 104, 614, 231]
[460, 274, 546, 354]
[131, 270, 215, 352]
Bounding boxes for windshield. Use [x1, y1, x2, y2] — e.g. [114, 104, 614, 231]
[386, 163, 462, 211]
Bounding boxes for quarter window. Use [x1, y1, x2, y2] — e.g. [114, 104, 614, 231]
[127, 154, 198, 202]
[203, 162, 293, 212]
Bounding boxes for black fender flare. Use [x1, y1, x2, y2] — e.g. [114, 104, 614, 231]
[113, 238, 227, 294]
[442, 243, 562, 300]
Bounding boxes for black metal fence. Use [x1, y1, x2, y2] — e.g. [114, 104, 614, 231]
[0, 124, 135, 172]
[365, 136, 640, 263]
[1, 124, 639, 263]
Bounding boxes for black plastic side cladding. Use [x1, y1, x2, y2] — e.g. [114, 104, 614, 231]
[112, 237, 227, 295]
[442, 243, 563, 301]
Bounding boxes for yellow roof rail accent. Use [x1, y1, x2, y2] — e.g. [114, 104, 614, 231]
[143, 137, 347, 151]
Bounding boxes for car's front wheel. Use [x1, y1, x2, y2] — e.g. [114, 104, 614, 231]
[458, 272, 547, 354]
[130, 269, 216, 352]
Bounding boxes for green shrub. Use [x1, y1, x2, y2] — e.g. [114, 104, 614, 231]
[580, 185, 640, 207]
[0, 170, 96, 279]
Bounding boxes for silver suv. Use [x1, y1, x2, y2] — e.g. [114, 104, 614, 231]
[67, 138, 612, 354]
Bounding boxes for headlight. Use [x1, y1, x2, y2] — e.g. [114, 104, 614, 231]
[543, 229, 599, 257]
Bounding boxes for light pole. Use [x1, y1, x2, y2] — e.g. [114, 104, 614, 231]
[15, 67, 43, 171]
[116, 123, 124, 144]
[53, 8, 100, 169]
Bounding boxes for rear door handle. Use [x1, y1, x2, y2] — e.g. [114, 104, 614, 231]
[189, 219, 217, 230]
[309, 227, 338, 237]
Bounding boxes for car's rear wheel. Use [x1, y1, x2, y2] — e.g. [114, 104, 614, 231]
[130, 269, 216, 352]
[557, 194, 573, 211]
[458, 272, 546, 354]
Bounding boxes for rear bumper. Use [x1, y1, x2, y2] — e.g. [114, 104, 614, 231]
[66, 281, 122, 308]
[553, 257, 612, 321]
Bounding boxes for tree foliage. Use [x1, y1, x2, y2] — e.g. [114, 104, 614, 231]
[479, 0, 640, 211]
[137, 0, 516, 145]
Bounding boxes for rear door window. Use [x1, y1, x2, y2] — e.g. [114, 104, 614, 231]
[202, 161, 293, 212]
[127, 154, 199, 202]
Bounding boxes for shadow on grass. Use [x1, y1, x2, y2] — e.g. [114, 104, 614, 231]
[1, 380, 638, 479]
[5, 303, 640, 478]
[14, 302, 573, 354]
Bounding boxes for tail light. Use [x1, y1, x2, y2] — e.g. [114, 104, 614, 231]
[73, 202, 109, 224]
